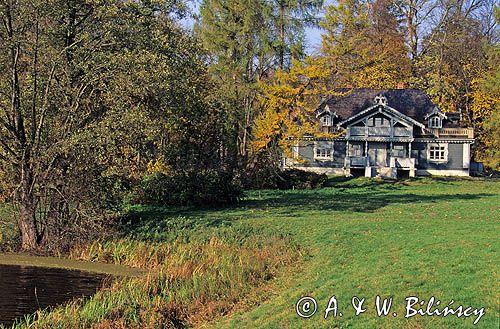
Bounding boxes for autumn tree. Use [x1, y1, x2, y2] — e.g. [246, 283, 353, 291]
[417, 11, 489, 115]
[250, 57, 343, 181]
[468, 5, 499, 167]
[321, 0, 411, 88]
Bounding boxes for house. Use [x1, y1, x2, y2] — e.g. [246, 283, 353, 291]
[284, 89, 475, 178]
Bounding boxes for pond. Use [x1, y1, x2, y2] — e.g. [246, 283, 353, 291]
[0, 264, 107, 326]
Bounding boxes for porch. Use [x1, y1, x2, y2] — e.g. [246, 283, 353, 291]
[345, 141, 416, 178]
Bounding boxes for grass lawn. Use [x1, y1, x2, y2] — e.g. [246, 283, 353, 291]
[112, 177, 499, 328]
[202, 177, 500, 329]
[4, 179, 500, 328]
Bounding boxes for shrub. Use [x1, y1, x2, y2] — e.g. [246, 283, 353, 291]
[137, 169, 242, 206]
[276, 169, 328, 189]
[246, 168, 327, 190]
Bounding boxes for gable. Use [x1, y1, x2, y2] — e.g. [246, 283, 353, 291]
[339, 103, 425, 129]
[320, 89, 435, 124]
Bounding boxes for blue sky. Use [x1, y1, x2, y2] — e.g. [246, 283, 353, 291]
[305, 0, 335, 54]
[305, 25, 324, 54]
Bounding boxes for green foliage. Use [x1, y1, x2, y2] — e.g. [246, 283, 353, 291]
[250, 168, 327, 189]
[138, 170, 242, 206]
[0, 0, 239, 251]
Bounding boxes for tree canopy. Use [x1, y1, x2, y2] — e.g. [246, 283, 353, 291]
[0, 0, 498, 251]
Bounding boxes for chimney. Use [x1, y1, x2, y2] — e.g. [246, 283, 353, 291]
[397, 82, 405, 89]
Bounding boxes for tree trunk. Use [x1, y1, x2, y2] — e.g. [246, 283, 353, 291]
[18, 159, 39, 251]
[279, 3, 285, 70]
[18, 197, 38, 250]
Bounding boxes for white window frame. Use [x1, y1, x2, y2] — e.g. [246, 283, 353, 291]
[349, 143, 363, 157]
[321, 115, 332, 126]
[392, 144, 405, 157]
[428, 143, 448, 162]
[428, 116, 442, 128]
[314, 141, 334, 160]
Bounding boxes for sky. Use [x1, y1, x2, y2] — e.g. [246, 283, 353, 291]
[304, 25, 324, 54]
[304, 0, 335, 54]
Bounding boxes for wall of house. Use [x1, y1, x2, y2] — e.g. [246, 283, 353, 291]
[292, 140, 346, 168]
[412, 142, 464, 170]
[286, 140, 471, 177]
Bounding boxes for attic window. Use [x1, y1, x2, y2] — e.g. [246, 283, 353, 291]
[374, 95, 387, 106]
[368, 116, 390, 127]
[321, 115, 332, 126]
[428, 116, 442, 128]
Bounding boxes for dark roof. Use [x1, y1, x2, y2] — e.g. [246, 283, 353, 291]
[322, 89, 435, 123]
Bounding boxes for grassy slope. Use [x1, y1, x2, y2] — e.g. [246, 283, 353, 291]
[197, 178, 499, 329]
[4, 178, 499, 328]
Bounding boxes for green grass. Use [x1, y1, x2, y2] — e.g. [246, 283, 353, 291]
[6, 177, 500, 328]
[205, 177, 500, 329]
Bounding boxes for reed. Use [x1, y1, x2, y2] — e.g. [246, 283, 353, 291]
[9, 225, 300, 328]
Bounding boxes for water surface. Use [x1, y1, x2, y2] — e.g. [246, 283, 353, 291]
[0, 264, 107, 326]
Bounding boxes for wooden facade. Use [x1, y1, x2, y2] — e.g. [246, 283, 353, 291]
[284, 89, 475, 178]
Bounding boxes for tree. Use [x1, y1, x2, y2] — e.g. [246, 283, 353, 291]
[321, 0, 411, 88]
[0, 0, 113, 250]
[0, 0, 230, 251]
[268, 0, 324, 70]
[196, 0, 274, 164]
[396, 0, 439, 65]
[481, 104, 500, 169]
[417, 11, 488, 115]
[196, 0, 323, 166]
[468, 5, 499, 167]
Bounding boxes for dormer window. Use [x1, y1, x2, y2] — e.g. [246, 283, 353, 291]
[374, 95, 387, 106]
[428, 116, 442, 128]
[425, 106, 446, 128]
[321, 115, 332, 126]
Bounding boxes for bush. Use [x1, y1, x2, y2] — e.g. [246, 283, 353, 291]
[137, 169, 242, 206]
[246, 167, 327, 190]
[276, 169, 328, 189]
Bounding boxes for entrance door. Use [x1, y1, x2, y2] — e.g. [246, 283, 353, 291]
[368, 142, 388, 166]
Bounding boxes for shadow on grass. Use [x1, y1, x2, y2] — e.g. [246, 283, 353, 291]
[119, 178, 495, 241]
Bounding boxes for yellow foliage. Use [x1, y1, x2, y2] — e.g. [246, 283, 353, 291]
[147, 157, 172, 175]
[252, 57, 343, 156]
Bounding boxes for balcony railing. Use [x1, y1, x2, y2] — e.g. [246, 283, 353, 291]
[348, 127, 413, 138]
[368, 127, 391, 136]
[390, 157, 416, 169]
[393, 127, 413, 137]
[425, 128, 474, 138]
[349, 126, 365, 136]
[346, 156, 368, 167]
